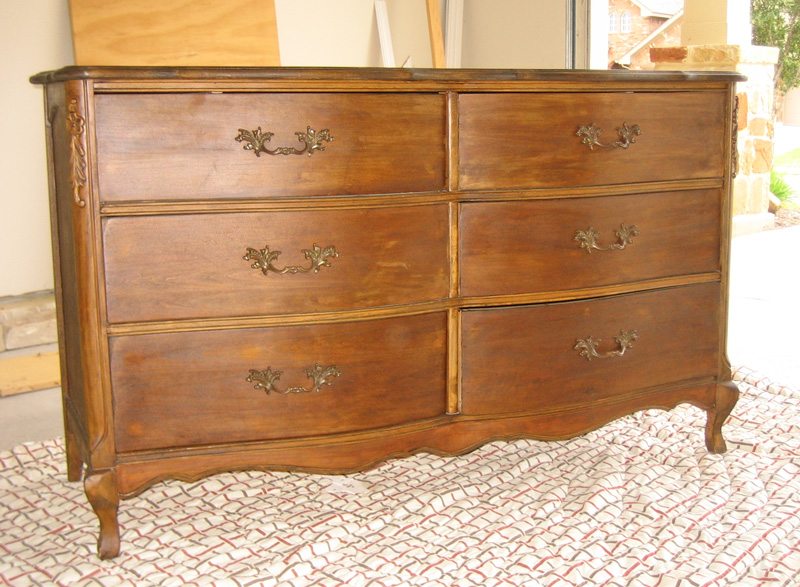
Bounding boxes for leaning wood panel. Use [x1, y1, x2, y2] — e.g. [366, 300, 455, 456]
[69, 0, 280, 67]
[102, 205, 450, 322]
[458, 92, 726, 190]
[111, 313, 448, 452]
[460, 189, 721, 297]
[461, 284, 721, 415]
[94, 93, 447, 201]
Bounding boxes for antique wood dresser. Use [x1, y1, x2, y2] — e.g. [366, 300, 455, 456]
[31, 66, 745, 558]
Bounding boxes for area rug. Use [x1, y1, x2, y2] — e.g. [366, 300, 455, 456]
[2, 367, 800, 586]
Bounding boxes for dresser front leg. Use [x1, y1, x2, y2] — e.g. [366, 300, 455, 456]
[705, 380, 740, 454]
[84, 470, 120, 559]
[63, 410, 83, 482]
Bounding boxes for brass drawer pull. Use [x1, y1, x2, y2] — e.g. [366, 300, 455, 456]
[244, 243, 338, 276]
[247, 364, 341, 395]
[576, 122, 641, 150]
[574, 330, 638, 361]
[574, 223, 638, 254]
[235, 126, 333, 156]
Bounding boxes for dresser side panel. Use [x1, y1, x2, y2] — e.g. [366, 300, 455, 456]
[44, 82, 92, 471]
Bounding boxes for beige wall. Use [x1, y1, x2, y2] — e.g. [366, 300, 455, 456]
[461, 0, 568, 68]
[1, 0, 74, 298]
[275, 0, 382, 66]
[682, 0, 751, 46]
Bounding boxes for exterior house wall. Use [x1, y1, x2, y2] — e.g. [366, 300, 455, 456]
[608, 0, 667, 65]
[627, 20, 682, 69]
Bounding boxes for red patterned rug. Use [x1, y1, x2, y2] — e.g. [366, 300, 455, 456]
[2, 367, 799, 586]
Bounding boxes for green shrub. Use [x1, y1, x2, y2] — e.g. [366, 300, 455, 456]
[771, 170, 796, 203]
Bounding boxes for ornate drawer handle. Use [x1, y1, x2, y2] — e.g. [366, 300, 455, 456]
[235, 126, 333, 156]
[574, 330, 638, 361]
[244, 243, 338, 276]
[574, 224, 638, 253]
[576, 122, 641, 150]
[247, 364, 341, 395]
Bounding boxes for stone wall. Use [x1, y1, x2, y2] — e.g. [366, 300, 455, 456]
[0, 291, 57, 353]
[651, 44, 780, 234]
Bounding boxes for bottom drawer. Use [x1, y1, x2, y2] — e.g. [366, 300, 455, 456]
[111, 313, 447, 452]
[461, 284, 720, 416]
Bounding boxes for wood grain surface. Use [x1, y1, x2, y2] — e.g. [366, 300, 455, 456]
[461, 283, 721, 415]
[94, 92, 447, 201]
[69, 0, 280, 66]
[460, 189, 721, 297]
[459, 92, 726, 190]
[111, 313, 447, 452]
[102, 205, 450, 322]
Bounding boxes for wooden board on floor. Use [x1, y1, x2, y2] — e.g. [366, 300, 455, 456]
[69, 0, 280, 66]
[0, 352, 61, 397]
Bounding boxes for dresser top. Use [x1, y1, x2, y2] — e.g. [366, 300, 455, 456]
[30, 66, 746, 86]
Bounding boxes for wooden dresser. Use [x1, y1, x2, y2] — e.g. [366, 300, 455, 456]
[31, 67, 744, 559]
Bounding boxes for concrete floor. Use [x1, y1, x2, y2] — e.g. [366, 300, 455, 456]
[728, 225, 800, 388]
[1, 226, 798, 452]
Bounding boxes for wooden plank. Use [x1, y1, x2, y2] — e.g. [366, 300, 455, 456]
[425, 0, 446, 68]
[0, 352, 61, 397]
[69, 0, 280, 66]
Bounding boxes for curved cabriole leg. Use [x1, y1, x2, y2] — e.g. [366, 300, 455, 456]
[705, 380, 740, 454]
[84, 469, 120, 559]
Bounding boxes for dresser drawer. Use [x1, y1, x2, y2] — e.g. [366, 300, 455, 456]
[94, 92, 446, 201]
[461, 284, 720, 416]
[460, 189, 720, 297]
[112, 313, 447, 452]
[103, 205, 449, 323]
[459, 92, 726, 190]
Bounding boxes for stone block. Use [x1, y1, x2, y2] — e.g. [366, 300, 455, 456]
[750, 173, 770, 213]
[746, 86, 772, 115]
[739, 138, 754, 175]
[732, 212, 775, 237]
[748, 117, 768, 136]
[769, 192, 782, 213]
[649, 47, 687, 63]
[0, 291, 58, 351]
[732, 175, 749, 216]
[752, 139, 773, 174]
[4, 319, 58, 350]
[691, 46, 739, 65]
[737, 92, 748, 130]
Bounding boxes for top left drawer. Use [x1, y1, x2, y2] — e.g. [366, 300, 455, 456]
[94, 93, 447, 202]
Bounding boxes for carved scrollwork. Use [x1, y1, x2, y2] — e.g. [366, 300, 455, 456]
[66, 99, 87, 208]
[731, 95, 740, 178]
[574, 330, 638, 361]
[243, 243, 338, 276]
[576, 122, 642, 150]
[247, 364, 341, 395]
[574, 223, 639, 254]
[235, 126, 333, 157]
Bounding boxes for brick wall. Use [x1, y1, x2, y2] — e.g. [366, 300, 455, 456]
[609, 0, 666, 65]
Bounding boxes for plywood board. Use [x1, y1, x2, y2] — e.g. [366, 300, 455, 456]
[69, 0, 280, 66]
[425, 0, 445, 68]
[0, 352, 61, 397]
